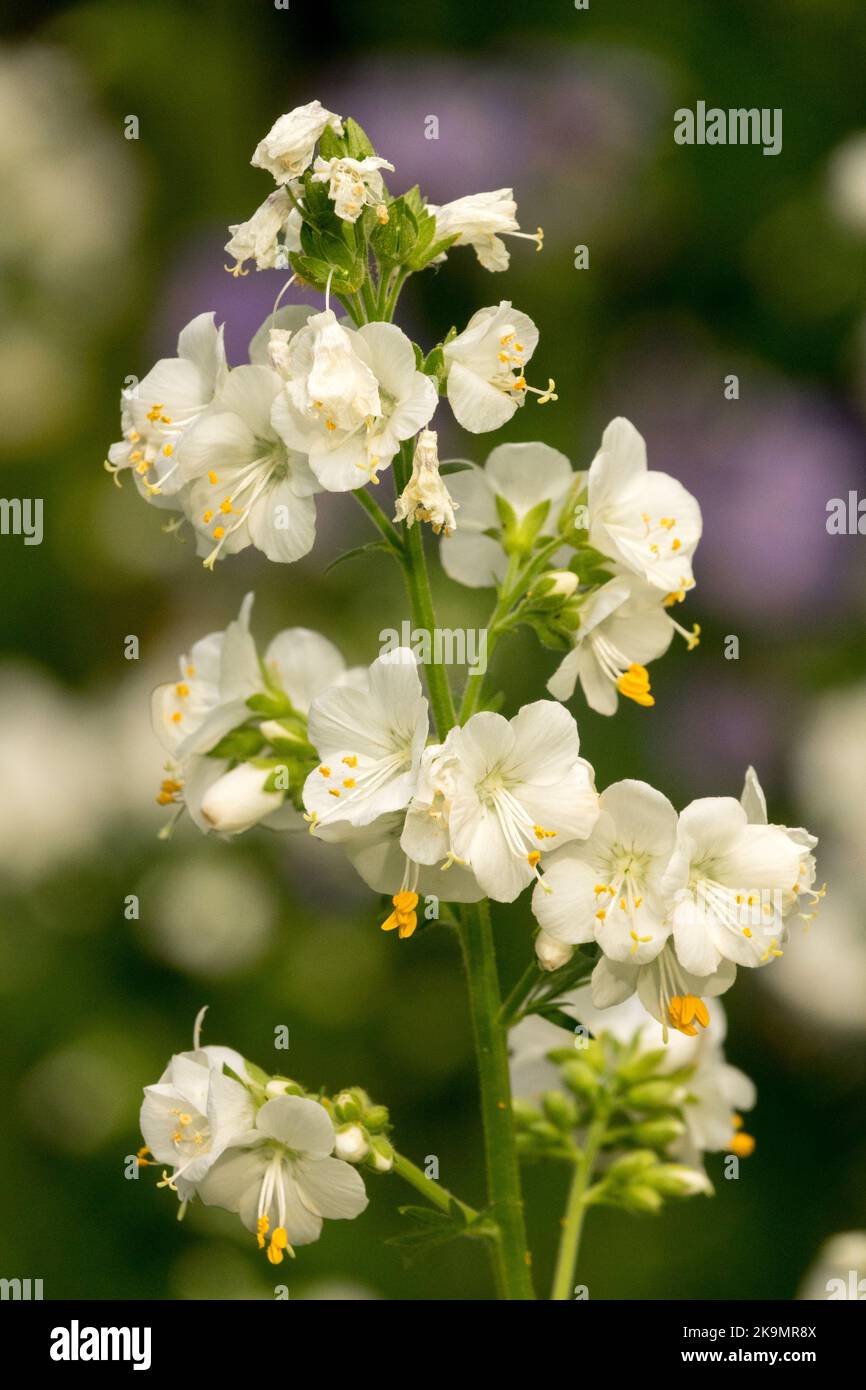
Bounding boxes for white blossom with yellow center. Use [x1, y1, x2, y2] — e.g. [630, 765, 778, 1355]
[197, 1094, 368, 1261]
[532, 778, 677, 965]
[311, 154, 394, 223]
[587, 416, 703, 596]
[443, 301, 554, 434]
[591, 939, 737, 1044]
[444, 700, 599, 903]
[106, 312, 227, 502]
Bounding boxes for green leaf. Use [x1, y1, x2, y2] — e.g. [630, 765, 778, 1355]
[207, 725, 266, 761]
[438, 460, 474, 476]
[344, 117, 376, 160]
[323, 539, 398, 574]
[411, 231, 459, 272]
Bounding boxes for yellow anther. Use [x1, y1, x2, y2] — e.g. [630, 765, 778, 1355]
[342, 778, 356, 788]
[668, 994, 710, 1036]
[220, 497, 234, 514]
[212, 526, 225, 539]
[203, 510, 213, 523]
[536, 378, 558, 405]
[616, 663, 655, 708]
[527, 850, 541, 867]
[319, 766, 331, 777]
[257, 1215, 270, 1249]
[328, 788, 341, 798]
[175, 683, 189, 698]
[266, 1227, 291, 1264]
[342, 755, 358, 767]
[381, 891, 420, 939]
[208, 470, 218, 485]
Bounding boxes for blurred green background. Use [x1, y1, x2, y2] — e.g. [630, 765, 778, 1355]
[1, 0, 865, 1300]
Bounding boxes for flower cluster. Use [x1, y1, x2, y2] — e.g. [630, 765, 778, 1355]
[138, 1010, 382, 1263]
[531, 769, 821, 1038]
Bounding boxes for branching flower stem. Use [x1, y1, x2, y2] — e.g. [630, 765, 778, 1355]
[392, 1151, 478, 1222]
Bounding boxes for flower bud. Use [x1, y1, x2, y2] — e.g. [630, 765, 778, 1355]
[645, 1164, 713, 1198]
[266, 1077, 304, 1098]
[631, 1116, 686, 1147]
[334, 1124, 369, 1163]
[616, 1049, 668, 1085]
[625, 1079, 687, 1111]
[541, 1090, 578, 1130]
[528, 1120, 562, 1145]
[532, 570, 579, 600]
[512, 1099, 540, 1130]
[561, 1060, 600, 1100]
[618, 1184, 664, 1215]
[604, 1149, 659, 1182]
[334, 1090, 362, 1123]
[368, 1135, 395, 1173]
[200, 762, 284, 834]
[363, 1104, 390, 1133]
[535, 930, 573, 972]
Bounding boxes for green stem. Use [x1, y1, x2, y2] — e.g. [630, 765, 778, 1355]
[550, 1114, 606, 1301]
[396, 441, 456, 739]
[353, 486, 405, 555]
[392, 1152, 478, 1222]
[458, 902, 535, 1299]
[498, 959, 543, 1029]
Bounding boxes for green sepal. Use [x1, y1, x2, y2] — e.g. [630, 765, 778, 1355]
[206, 725, 267, 761]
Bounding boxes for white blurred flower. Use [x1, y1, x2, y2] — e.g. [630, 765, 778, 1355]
[251, 101, 343, 183]
[427, 188, 543, 271]
[311, 155, 393, 222]
[443, 301, 552, 433]
[798, 1232, 866, 1300]
[826, 132, 866, 234]
[140, 854, 276, 978]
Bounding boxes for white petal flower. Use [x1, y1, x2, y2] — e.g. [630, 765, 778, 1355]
[197, 1094, 368, 1259]
[661, 798, 805, 976]
[427, 188, 543, 272]
[741, 766, 823, 924]
[443, 301, 553, 434]
[546, 576, 675, 712]
[251, 101, 344, 184]
[224, 188, 302, 276]
[587, 417, 702, 595]
[311, 155, 394, 222]
[200, 762, 285, 835]
[590, 939, 737, 1041]
[445, 700, 598, 902]
[272, 311, 437, 491]
[177, 363, 321, 568]
[393, 429, 458, 534]
[140, 1026, 256, 1201]
[532, 779, 677, 964]
[440, 441, 573, 588]
[302, 648, 429, 832]
[106, 313, 227, 501]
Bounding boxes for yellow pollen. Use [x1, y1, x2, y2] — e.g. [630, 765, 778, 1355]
[743, 927, 753, 938]
[203, 510, 213, 523]
[729, 1130, 756, 1158]
[208, 470, 218, 485]
[342, 778, 356, 788]
[170, 711, 182, 724]
[212, 526, 225, 539]
[616, 663, 655, 708]
[325, 419, 337, 431]
[266, 1227, 290, 1264]
[671, 538, 681, 551]
[219, 497, 234, 514]
[668, 994, 710, 1036]
[186, 665, 195, 677]
[257, 1215, 270, 1249]
[328, 788, 341, 798]
[319, 766, 331, 777]
[175, 683, 189, 698]
[163, 444, 174, 456]
[527, 850, 541, 867]
[381, 891, 420, 939]
[595, 909, 606, 921]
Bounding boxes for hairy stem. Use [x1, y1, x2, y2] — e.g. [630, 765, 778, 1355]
[458, 902, 535, 1299]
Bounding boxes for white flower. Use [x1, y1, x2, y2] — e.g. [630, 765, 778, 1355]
[224, 188, 302, 276]
[427, 188, 543, 271]
[546, 576, 676, 712]
[311, 155, 393, 222]
[662, 796, 805, 975]
[443, 301, 554, 434]
[741, 766, 823, 923]
[534, 930, 575, 972]
[302, 649, 429, 833]
[531, 779, 677, 965]
[177, 363, 321, 568]
[393, 429, 458, 534]
[272, 310, 437, 491]
[140, 1018, 256, 1201]
[251, 101, 343, 184]
[587, 417, 702, 596]
[197, 1094, 368, 1260]
[591, 939, 737, 1041]
[106, 313, 227, 501]
[200, 762, 286, 835]
[440, 441, 573, 588]
[444, 700, 598, 902]
[334, 1124, 369, 1162]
